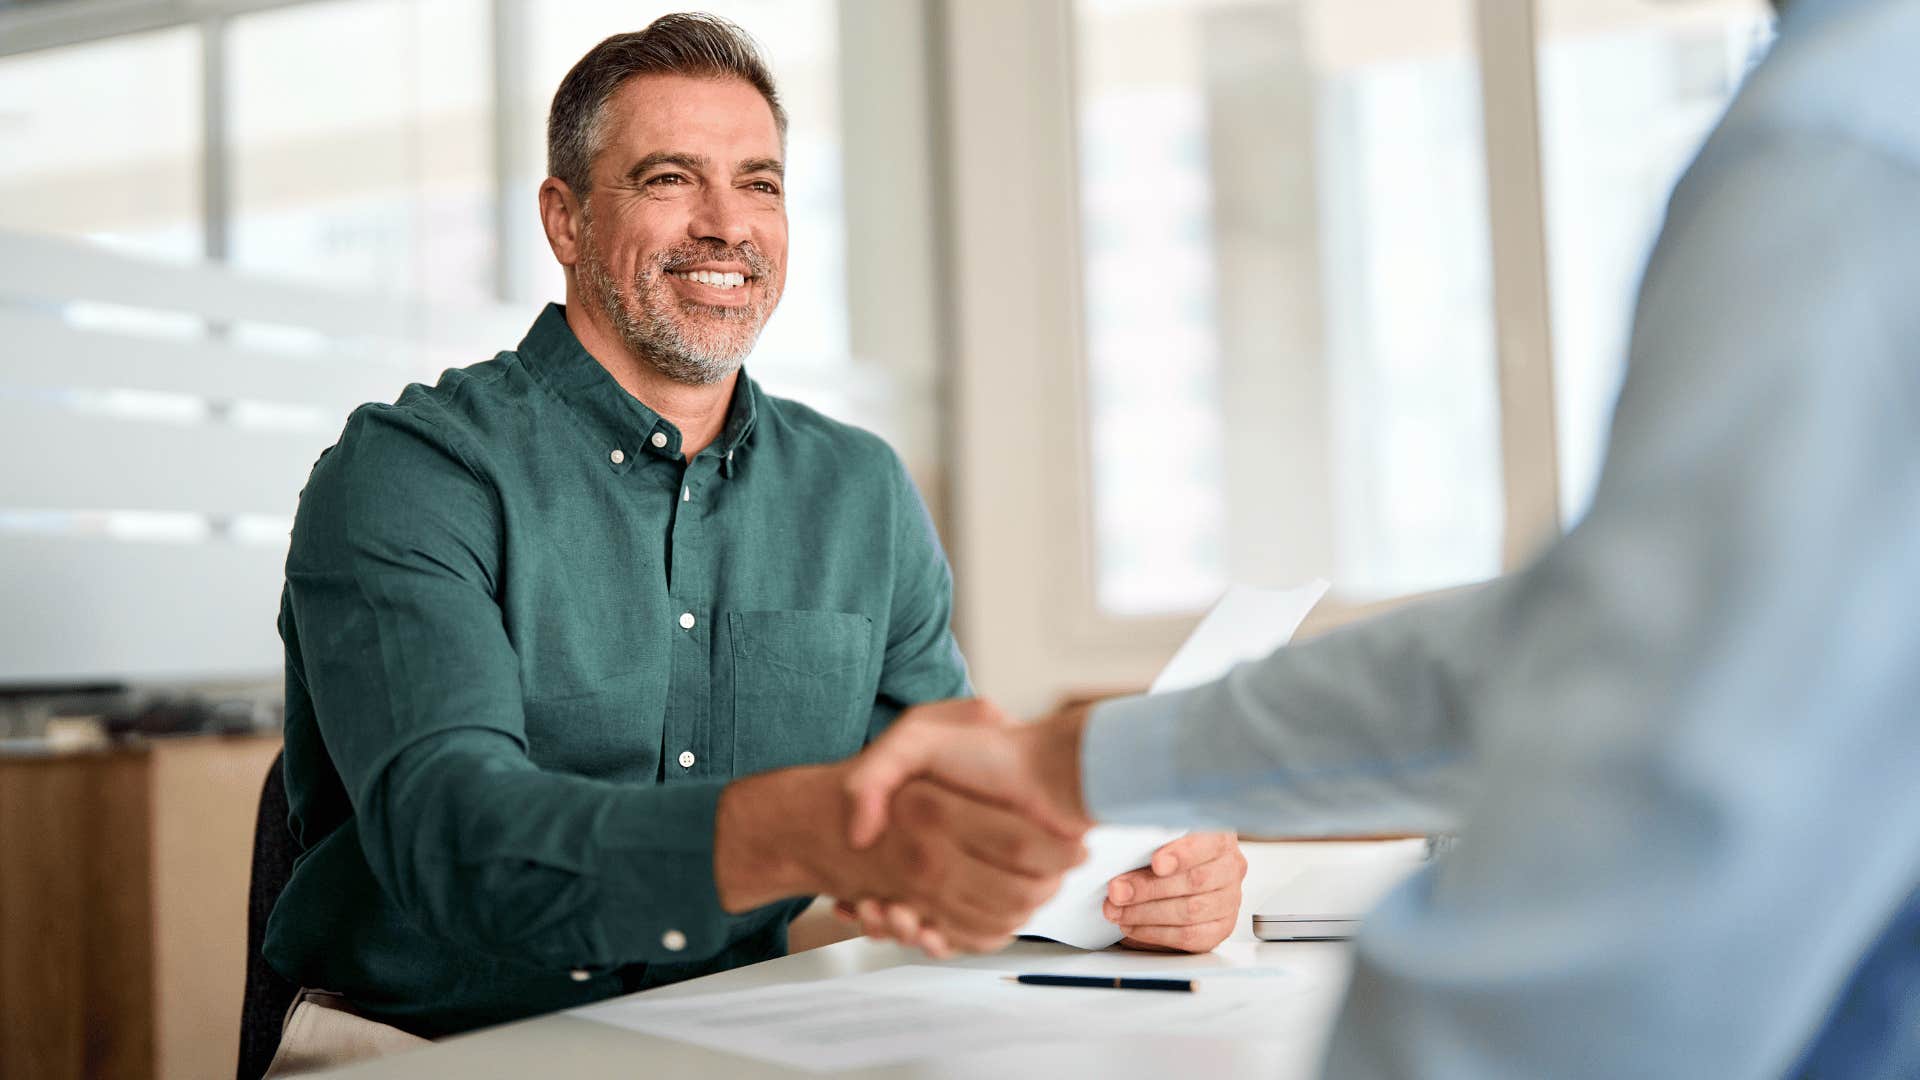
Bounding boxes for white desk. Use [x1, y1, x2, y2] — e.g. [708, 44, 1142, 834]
[318, 842, 1413, 1079]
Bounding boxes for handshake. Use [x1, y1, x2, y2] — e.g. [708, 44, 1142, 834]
[712, 698, 1246, 957]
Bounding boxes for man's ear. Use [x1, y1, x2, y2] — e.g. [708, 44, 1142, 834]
[539, 177, 586, 269]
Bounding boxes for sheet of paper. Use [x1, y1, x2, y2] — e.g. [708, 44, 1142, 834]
[1017, 580, 1331, 948]
[571, 978, 1057, 1073]
[571, 964, 1298, 1071]
[1151, 580, 1331, 695]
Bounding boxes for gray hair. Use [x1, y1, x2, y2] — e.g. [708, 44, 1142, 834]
[546, 13, 787, 198]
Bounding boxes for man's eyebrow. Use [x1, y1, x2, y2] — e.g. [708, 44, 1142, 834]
[736, 156, 785, 178]
[624, 151, 709, 184]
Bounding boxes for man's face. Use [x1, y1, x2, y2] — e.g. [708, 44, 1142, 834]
[574, 73, 787, 385]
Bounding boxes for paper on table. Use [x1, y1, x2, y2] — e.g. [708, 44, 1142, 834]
[1017, 580, 1332, 949]
[572, 977, 1055, 1072]
[571, 964, 1297, 1071]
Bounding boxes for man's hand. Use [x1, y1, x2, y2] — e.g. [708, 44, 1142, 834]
[713, 762, 1086, 956]
[844, 699, 1093, 850]
[1105, 831, 1246, 952]
[844, 828, 1247, 956]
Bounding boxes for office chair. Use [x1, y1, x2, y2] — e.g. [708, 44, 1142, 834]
[235, 751, 299, 1080]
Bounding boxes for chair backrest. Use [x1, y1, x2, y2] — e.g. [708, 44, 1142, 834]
[235, 750, 299, 1080]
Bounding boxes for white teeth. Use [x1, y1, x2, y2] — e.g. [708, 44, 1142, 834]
[672, 270, 748, 289]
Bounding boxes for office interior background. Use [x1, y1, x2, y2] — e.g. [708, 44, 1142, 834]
[0, 0, 1772, 1076]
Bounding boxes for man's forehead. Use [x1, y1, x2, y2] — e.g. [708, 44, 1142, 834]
[600, 72, 782, 157]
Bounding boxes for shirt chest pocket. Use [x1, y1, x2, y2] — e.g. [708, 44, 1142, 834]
[729, 610, 875, 776]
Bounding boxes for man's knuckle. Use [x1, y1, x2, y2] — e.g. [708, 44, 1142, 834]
[903, 836, 939, 878]
[1003, 833, 1033, 866]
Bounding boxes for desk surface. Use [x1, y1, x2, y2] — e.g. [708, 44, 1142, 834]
[319, 841, 1409, 1079]
[320, 938, 1352, 1079]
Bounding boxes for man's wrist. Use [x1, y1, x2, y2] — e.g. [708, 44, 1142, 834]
[714, 764, 844, 912]
[1029, 707, 1091, 827]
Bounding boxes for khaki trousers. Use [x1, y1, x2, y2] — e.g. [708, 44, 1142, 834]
[261, 990, 431, 1078]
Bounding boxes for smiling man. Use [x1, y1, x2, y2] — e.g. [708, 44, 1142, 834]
[262, 15, 1238, 1076]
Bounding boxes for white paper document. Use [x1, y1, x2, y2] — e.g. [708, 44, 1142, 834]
[1016, 580, 1332, 949]
[572, 964, 1293, 1072]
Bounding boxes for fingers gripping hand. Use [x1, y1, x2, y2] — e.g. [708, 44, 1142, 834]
[845, 700, 1091, 851]
[834, 780, 1088, 958]
[1102, 832, 1246, 954]
[845, 699, 1022, 849]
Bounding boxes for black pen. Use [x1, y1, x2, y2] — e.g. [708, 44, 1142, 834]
[1003, 974, 1196, 993]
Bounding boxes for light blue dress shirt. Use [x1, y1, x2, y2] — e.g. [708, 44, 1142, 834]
[1082, 0, 1920, 1075]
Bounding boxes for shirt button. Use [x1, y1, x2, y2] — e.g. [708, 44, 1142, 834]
[682, 485, 690, 502]
[725, 450, 734, 461]
[678, 612, 696, 630]
[608, 448, 624, 465]
[662, 930, 687, 952]
[678, 750, 696, 769]
[650, 432, 668, 449]
[569, 968, 591, 982]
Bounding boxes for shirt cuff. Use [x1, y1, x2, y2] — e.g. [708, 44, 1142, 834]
[1082, 687, 1206, 827]
[596, 777, 735, 966]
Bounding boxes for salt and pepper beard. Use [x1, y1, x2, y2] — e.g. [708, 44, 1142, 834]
[576, 206, 781, 386]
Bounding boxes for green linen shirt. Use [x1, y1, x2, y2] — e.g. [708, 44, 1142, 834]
[264, 303, 968, 1037]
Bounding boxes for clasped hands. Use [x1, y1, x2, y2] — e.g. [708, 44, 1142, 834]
[834, 699, 1246, 957]
[714, 698, 1244, 957]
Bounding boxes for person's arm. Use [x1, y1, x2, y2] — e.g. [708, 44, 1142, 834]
[1082, 587, 1492, 836]
[864, 447, 971, 743]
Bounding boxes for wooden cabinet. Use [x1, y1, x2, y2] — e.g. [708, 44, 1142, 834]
[1, 735, 282, 1080]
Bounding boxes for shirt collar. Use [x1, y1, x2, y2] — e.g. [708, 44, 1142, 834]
[516, 302, 759, 471]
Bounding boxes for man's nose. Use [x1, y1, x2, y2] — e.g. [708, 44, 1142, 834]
[686, 187, 755, 249]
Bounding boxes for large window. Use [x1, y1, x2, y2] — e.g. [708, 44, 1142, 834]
[1074, 0, 1502, 615]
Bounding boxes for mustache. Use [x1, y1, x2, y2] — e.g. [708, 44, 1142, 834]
[652, 241, 775, 280]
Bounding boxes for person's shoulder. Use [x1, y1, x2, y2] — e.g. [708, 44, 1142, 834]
[1711, 4, 1920, 174]
[305, 348, 532, 507]
[387, 348, 527, 436]
[754, 384, 907, 483]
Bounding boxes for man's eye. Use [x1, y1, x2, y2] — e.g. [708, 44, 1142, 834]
[749, 181, 780, 195]
[648, 174, 687, 187]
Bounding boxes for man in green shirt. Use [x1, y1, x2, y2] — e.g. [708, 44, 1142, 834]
[265, 13, 1245, 1051]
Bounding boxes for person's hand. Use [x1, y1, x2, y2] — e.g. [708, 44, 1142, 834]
[844, 699, 1093, 850]
[714, 763, 1087, 957]
[1104, 831, 1246, 952]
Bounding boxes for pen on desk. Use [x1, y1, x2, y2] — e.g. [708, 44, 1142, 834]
[1003, 975, 1196, 993]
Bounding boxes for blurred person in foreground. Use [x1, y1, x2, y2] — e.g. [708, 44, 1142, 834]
[262, 12, 1240, 1074]
[846, 0, 1920, 1075]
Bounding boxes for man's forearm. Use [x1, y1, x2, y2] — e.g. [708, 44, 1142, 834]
[1081, 590, 1485, 835]
[713, 764, 845, 912]
[359, 732, 738, 970]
